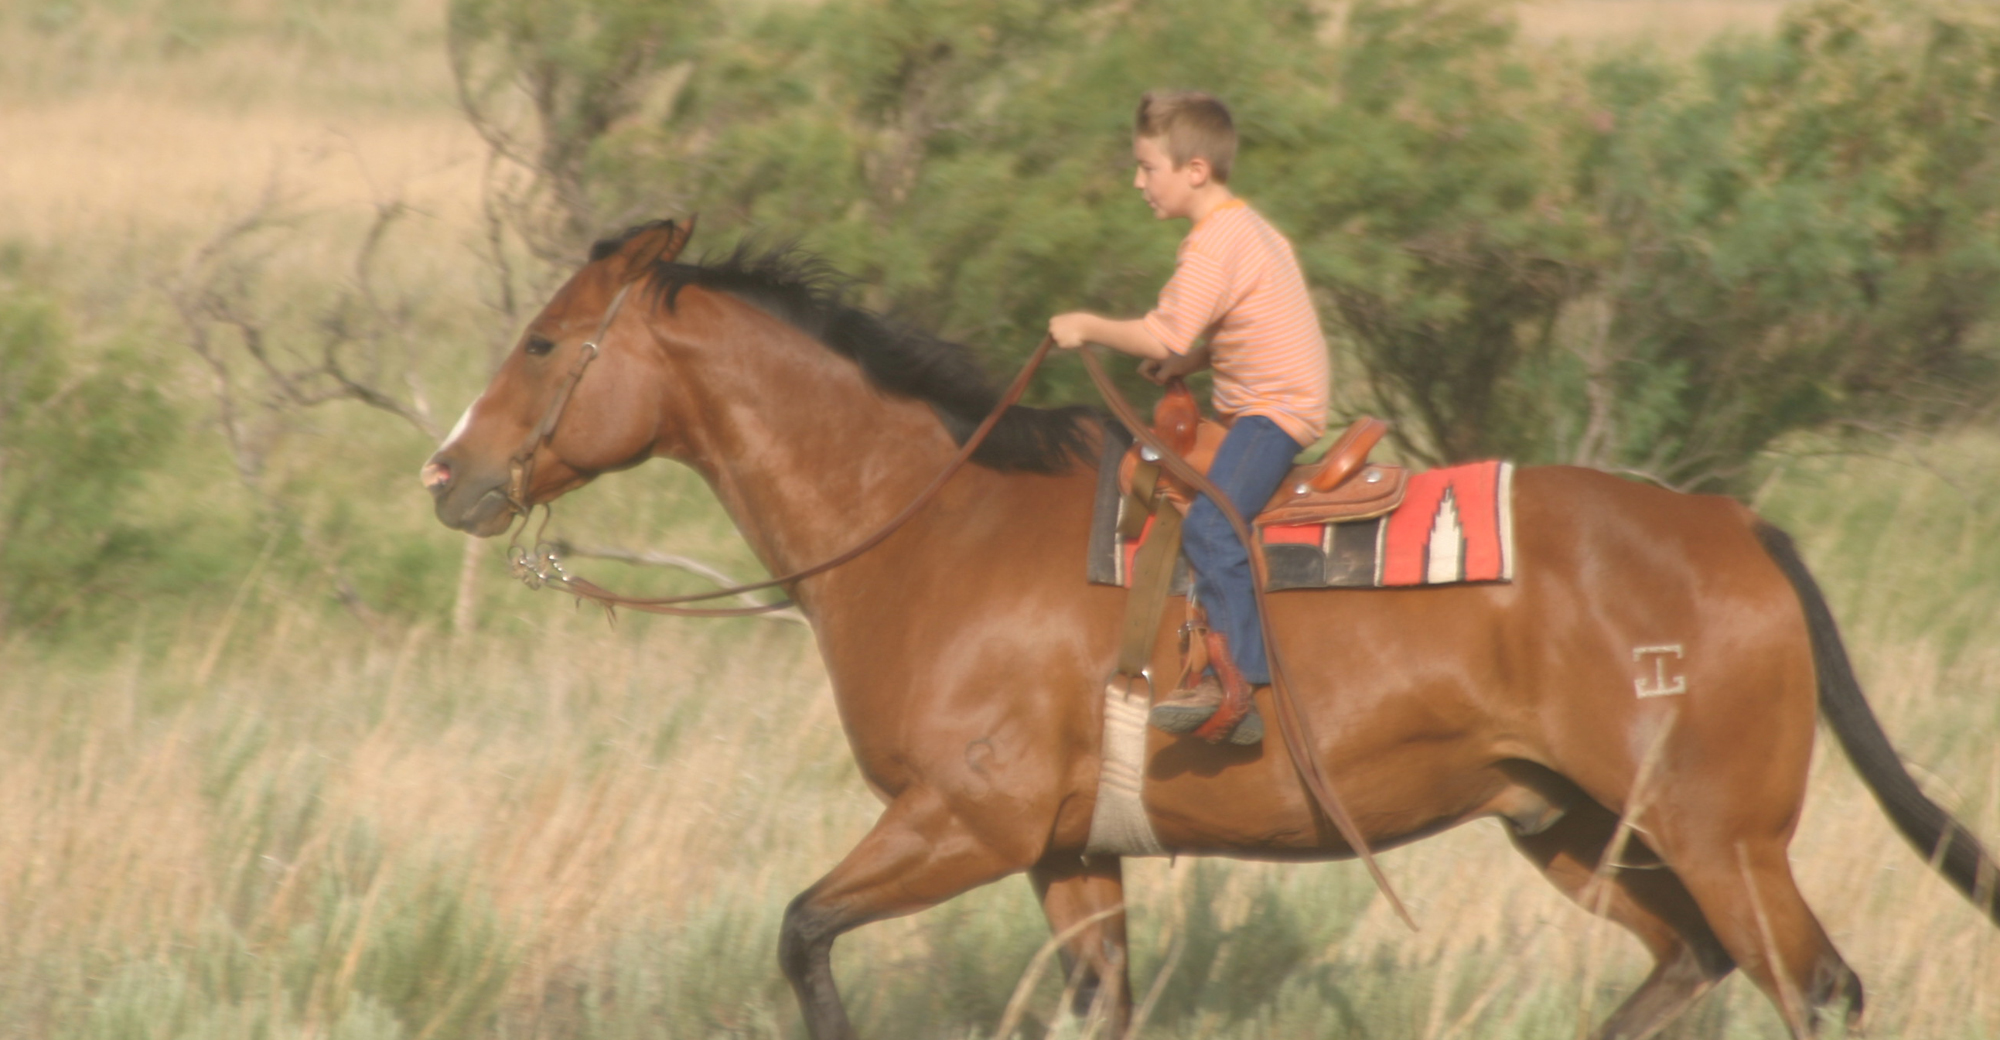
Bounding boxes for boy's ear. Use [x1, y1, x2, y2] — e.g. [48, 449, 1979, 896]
[1184, 156, 1213, 187]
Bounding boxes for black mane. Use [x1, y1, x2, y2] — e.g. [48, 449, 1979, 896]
[592, 223, 1096, 474]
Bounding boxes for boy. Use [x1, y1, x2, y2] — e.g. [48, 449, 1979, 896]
[1049, 90, 1330, 745]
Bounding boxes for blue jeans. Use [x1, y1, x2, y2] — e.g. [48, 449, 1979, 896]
[1182, 415, 1304, 685]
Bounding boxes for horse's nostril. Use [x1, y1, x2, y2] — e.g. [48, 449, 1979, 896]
[421, 460, 452, 491]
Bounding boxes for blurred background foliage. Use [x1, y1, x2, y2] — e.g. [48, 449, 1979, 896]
[449, 0, 2000, 490]
[0, 288, 179, 635]
[0, 0, 1994, 634]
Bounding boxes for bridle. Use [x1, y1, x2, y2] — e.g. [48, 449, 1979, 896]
[503, 281, 635, 517]
[503, 278, 1056, 619]
[497, 277, 1413, 926]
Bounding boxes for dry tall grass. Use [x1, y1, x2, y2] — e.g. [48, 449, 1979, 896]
[1519, 0, 1785, 49]
[0, 0, 481, 297]
[5, 0, 1996, 1037]
[4, 435, 2000, 1038]
[0, 96, 482, 244]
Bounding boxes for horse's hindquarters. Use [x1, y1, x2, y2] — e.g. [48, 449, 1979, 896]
[1135, 467, 1822, 863]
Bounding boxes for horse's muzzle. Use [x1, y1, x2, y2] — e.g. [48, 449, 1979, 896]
[422, 452, 517, 536]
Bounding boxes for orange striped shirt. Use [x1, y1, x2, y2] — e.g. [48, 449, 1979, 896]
[1141, 200, 1330, 445]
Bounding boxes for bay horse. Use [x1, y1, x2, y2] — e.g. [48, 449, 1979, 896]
[421, 219, 2000, 1039]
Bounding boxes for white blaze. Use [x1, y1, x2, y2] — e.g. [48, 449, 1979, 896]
[438, 401, 477, 452]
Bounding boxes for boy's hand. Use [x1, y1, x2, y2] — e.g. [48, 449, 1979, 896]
[1138, 342, 1211, 384]
[1048, 313, 1093, 350]
[1047, 313, 1174, 360]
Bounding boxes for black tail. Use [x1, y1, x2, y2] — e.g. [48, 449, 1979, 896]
[1757, 522, 2000, 926]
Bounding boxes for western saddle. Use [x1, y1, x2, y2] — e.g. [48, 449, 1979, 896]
[1115, 381, 1404, 539]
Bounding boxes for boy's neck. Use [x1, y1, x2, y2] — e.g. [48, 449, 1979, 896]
[1185, 187, 1239, 226]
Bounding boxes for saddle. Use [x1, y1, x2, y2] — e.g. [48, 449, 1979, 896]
[1092, 382, 1405, 752]
[1114, 381, 1405, 540]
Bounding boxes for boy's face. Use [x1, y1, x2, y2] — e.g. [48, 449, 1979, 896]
[1132, 135, 1205, 220]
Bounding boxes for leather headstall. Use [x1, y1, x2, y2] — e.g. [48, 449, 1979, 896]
[510, 334, 1059, 618]
[503, 280, 635, 515]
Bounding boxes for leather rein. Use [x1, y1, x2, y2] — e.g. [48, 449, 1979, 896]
[1077, 350, 1415, 929]
[503, 294, 1411, 926]
[505, 309, 1056, 618]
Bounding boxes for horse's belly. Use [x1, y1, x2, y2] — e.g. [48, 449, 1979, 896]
[1138, 726, 1512, 856]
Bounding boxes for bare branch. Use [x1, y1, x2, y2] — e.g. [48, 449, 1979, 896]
[447, 23, 543, 174]
[165, 257, 263, 492]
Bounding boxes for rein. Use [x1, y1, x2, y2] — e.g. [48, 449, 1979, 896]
[508, 333, 1057, 618]
[501, 293, 1410, 924]
[1076, 350, 1415, 930]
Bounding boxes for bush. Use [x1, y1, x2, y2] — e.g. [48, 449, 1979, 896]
[452, 0, 2000, 491]
[0, 292, 180, 636]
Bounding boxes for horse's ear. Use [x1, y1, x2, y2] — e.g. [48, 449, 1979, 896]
[614, 216, 698, 284]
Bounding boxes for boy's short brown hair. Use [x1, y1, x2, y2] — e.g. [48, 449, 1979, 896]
[1134, 90, 1237, 183]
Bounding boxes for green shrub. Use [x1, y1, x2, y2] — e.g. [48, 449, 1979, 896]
[452, 0, 2000, 490]
[0, 292, 180, 637]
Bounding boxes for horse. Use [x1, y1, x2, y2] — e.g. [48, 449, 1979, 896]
[420, 218, 2000, 1039]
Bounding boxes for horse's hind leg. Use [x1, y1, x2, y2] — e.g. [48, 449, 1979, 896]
[780, 789, 1032, 1040]
[1665, 837, 1862, 1037]
[1030, 856, 1132, 1035]
[1508, 795, 1735, 1040]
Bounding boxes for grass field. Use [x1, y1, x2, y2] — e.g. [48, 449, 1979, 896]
[6, 435, 2000, 1040]
[6, 0, 1998, 1038]
[1521, 0, 1783, 47]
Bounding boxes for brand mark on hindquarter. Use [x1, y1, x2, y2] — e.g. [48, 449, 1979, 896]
[1633, 644, 1687, 699]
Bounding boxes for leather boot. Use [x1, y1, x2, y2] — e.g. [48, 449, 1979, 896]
[1148, 630, 1264, 745]
[1148, 674, 1226, 734]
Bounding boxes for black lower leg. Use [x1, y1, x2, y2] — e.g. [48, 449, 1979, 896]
[1806, 958, 1863, 1034]
[779, 891, 856, 1040]
[1055, 949, 1105, 1018]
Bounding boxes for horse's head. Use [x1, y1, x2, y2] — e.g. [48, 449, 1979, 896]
[421, 219, 696, 536]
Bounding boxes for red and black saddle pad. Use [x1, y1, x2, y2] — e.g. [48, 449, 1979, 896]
[1087, 427, 1515, 591]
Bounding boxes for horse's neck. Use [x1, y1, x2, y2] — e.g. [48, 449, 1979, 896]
[665, 305, 980, 587]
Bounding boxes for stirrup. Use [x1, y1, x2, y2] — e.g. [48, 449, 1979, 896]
[1188, 630, 1263, 746]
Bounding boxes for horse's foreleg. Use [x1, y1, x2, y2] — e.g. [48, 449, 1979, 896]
[1508, 797, 1735, 1040]
[779, 788, 1028, 1040]
[1030, 856, 1132, 1035]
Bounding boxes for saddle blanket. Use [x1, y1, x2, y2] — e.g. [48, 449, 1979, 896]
[1086, 429, 1515, 591]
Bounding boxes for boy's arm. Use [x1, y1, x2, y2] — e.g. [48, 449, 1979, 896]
[1048, 312, 1172, 360]
[1138, 341, 1211, 385]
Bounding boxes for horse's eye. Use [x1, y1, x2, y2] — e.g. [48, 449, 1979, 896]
[525, 335, 556, 357]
